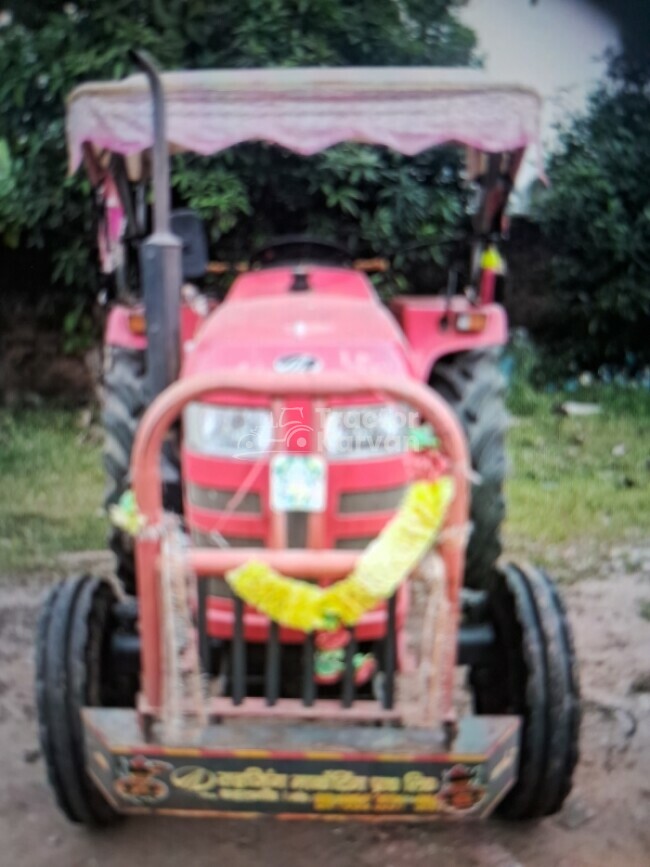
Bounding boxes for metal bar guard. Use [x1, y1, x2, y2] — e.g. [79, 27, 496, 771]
[131, 371, 470, 720]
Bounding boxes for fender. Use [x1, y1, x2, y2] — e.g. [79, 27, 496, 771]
[390, 296, 508, 382]
[105, 302, 215, 354]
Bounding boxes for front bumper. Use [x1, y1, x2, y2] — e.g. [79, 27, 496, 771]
[84, 709, 520, 820]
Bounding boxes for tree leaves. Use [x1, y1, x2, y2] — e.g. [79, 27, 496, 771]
[0, 0, 475, 301]
[537, 55, 650, 372]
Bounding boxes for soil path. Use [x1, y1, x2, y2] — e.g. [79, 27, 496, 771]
[1, 556, 649, 867]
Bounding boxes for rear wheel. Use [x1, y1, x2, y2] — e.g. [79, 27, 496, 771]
[35, 575, 122, 826]
[102, 346, 180, 593]
[429, 349, 507, 589]
[103, 347, 145, 592]
[470, 563, 580, 819]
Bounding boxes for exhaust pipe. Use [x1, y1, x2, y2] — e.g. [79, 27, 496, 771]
[130, 50, 182, 401]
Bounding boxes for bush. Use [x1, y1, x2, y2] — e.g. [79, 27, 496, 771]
[536, 54, 650, 375]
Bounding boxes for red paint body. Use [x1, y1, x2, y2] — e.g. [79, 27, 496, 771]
[105, 266, 507, 380]
[120, 264, 503, 716]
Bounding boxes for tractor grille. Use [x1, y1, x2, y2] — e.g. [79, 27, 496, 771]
[191, 530, 264, 548]
[187, 483, 262, 514]
[186, 460, 407, 710]
[339, 486, 406, 514]
[335, 536, 375, 550]
[192, 531, 263, 599]
[197, 591, 398, 711]
[287, 512, 308, 548]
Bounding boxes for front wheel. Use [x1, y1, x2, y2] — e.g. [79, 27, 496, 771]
[35, 575, 123, 826]
[470, 563, 580, 820]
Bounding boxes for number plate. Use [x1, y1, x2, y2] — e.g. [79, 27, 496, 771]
[270, 454, 326, 513]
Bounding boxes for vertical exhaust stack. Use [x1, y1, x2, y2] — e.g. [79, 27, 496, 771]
[130, 50, 182, 401]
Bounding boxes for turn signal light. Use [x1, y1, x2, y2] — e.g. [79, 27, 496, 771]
[454, 312, 487, 333]
[127, 311, 147, 335]
[353, 258, 389, 273]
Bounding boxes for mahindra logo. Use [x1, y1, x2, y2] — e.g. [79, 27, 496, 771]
[273, 353, 322, 373]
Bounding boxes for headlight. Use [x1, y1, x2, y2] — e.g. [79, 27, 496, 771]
[323, 403, 410, 459]
[184, 403, 272, 458]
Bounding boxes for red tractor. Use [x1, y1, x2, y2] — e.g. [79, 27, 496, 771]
[36, 54, 579, 826]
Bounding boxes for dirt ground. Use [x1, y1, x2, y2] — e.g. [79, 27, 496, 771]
[1, 549, 649, 867]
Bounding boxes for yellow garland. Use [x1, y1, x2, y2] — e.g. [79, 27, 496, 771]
[225, 476, 454, 632]
[225, 562, 331, 632]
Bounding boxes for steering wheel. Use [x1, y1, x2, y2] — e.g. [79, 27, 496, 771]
[250, 235, 352, 268]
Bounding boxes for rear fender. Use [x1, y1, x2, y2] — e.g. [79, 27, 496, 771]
[391, 297, 507, 382]
[105, 302, 215, 354]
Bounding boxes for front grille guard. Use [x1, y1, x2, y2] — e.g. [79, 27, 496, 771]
[131, 371, 470, 726]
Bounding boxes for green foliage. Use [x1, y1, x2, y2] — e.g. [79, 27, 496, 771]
[61, 301, 96, 355]
[506, 365, 650, 553]
[173, 143, 466, 291]
[0, 1, 475, 304]
[536, 54, 650, 373]
[504, 331, 545, 417]
[0, 408, 106, 572]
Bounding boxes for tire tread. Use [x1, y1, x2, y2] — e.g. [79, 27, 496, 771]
[429, 350, 507, 588]
[472, 563, 580, 820]
[35, 575, 121, 826]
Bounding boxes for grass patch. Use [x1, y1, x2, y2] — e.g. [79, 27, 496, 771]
[505, 382, 650, 547]
[0, 410, 105, 572]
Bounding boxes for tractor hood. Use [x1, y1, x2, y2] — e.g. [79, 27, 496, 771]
[182, 294, 411, 380]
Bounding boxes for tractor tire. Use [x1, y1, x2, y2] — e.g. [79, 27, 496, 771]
[103, 347, 146, 593]
[35, 575, 122, 826]
[429, 350, 507, 589]
[470, 563, 580, 820]
[102, 346, 180, 593]
[103, 347, 145, 509]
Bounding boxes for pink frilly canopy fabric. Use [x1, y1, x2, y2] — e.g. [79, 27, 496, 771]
[66, 67, 541, 172]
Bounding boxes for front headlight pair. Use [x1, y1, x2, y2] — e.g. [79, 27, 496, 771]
[184, 402, 410, 459]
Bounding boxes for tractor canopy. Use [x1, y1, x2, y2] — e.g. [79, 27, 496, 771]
[66, 66, 541, 175]
[67, 63, 541, 399]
